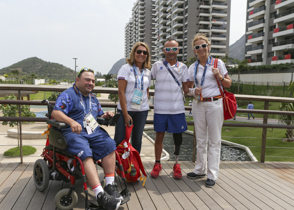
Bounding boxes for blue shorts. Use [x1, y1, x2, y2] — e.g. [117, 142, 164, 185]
[63, 128, 116, 161]
[154, 113, 187, 133]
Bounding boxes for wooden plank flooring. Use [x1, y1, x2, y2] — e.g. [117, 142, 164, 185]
[0, 161, 294, 210]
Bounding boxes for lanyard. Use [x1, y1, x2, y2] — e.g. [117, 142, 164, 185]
[133, 64, 144, 90]
[163, 59, 180, 86]
[194, 56, 212, 87]
[78, 90, 91, 116]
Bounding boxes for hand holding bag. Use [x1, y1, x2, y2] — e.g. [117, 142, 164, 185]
[214, 59, 237, 120]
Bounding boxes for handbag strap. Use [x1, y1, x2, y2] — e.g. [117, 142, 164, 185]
[213, 59, 225, 97]
[162, 60, 181, 87]
[125, 125, 134, 143]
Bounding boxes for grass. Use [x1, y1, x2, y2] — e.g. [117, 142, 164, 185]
[4, 145, 37, 156]
[187, 123, 294, 162]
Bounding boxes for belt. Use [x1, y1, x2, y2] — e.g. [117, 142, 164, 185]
[200, 95, 222, 102]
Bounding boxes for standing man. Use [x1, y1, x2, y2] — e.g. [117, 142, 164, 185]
[247, 102, 255, 120]
[150, 39, 189, 179]
[51, 68, 121, 210]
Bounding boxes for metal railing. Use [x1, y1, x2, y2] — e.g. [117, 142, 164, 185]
[1, 85, 294, 163]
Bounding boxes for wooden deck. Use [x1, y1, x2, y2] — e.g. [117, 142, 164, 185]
[0, 161, 294, 210]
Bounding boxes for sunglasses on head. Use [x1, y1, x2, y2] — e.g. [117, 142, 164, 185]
[164, 47, 179, 52]
[136, 50, 148, 55]
[77, 67, 94, 77]
[194, 43, 208, 50]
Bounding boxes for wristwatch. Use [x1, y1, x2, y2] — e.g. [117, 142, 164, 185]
[220, 76, 225, 81]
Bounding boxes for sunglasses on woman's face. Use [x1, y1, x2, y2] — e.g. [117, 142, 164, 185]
[77, 67, 94, 77]
[136, 50, 148, 55]
[194, 43, 208, 50]
[164, 47, 179, 52]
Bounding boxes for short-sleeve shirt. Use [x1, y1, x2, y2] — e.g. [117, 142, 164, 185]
[188, 57, 228, 98]
[53, 84, 104, 135]
[247, 104, 254, 109]
[117, 64, 151, 111]
[151, 60, 189, 114]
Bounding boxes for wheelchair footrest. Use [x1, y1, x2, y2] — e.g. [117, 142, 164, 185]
[120, 189, 131, 205]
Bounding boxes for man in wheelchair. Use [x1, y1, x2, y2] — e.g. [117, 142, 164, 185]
[51, 68, 121, 210]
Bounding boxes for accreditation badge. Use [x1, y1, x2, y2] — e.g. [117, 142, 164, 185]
[131, 89, 143, 110]
[83, 113, 99, 135]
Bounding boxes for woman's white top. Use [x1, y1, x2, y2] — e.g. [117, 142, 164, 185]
[117, 63, 151, 111]
[188, 58, 228, 98]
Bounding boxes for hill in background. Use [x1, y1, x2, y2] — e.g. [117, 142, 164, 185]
[229, 34, 245, 61]
[108, 58, 126, 75]
[0, 57, 75, 81]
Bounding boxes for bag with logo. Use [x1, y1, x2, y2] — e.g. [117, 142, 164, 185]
[214, 59, 237, 120]
[116, 125, 147, 186]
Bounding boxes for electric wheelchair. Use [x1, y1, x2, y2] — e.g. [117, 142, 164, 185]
[33, 100, 131, 210]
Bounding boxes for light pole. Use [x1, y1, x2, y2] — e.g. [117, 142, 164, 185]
[73, 58, 77, 79]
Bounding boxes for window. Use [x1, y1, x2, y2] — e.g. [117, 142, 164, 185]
[268, 52, 274, 58]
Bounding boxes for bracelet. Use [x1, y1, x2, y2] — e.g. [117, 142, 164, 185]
[220, 76, 225, 81]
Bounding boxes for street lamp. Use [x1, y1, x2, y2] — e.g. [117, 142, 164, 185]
[73, 58, 77, 79]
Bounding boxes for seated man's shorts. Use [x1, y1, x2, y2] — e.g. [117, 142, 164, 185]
[63, 128, 116, 161]
[154, 113, 187, 133]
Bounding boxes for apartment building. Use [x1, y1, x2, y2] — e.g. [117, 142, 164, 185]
[125, 0, 153, 59]
[125, 0, 231, 63]
[245, 0, 294, 66]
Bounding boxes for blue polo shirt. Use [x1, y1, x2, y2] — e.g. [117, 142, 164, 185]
[54, 84, 104, 134]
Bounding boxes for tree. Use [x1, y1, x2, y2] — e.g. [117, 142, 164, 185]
[0, 94, 36, 148]
[95, 71, 103, 78]
[103, 74, 113, 86]
[106, 80, 119, 103]
[10, 69, 20, 81]
[278, 102, 294, 142]
[31, 73, 37, 83]
[233, 59, 248, 93]
[222, 54, 234, 68]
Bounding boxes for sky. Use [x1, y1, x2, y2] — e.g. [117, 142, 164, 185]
[0, 0, 247, 75]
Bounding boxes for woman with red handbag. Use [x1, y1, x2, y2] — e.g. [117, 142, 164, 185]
[186, 33, 232, 188]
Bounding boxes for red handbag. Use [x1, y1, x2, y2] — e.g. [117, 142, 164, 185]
[214, 59, 237, 120]
[116, 125, 147, 186]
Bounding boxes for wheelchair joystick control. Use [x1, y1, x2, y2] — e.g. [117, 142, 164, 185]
[130, 164, 137, 177]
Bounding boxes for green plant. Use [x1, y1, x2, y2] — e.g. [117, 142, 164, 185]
[4, 145, 37, 156]
[0, 94, 36, 127]
[48, 92, 61, 101]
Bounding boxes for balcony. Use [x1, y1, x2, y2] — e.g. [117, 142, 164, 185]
[247, 32, 264, 43]
[199, 25, 210, 32]
[274, 8, 294, 23]
[273, 24, 294, 37]
[211, 34, 226, 40]
[249, 0, 265, 7]
[211, 26, 226, 32]
[275, 0, 294, 9]
[248, 19, 265, 31]
[271, 54, 294, 64]
[172, 13, 184, 21]
[248, 58, 263, 66]
[246, 45, 264, 54]
[172, 0, 184, 7]
[248, 6, 266, 19]
[211, 42, 226, 48]
[211, 10, 227, 17]
[272, 39, 294, 51]
[172, 21, 183, 28]
[199, 17, 210, 24]
[210, 50, 226, 57]
[199, 2, 210, 9]
[199, 9, 210, 17]
[212, 2, 228, 9]
[173, 6, 184, 13]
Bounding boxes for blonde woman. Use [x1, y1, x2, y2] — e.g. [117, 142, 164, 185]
[114, 42, 151, 153]
[187, 33, 232, 187]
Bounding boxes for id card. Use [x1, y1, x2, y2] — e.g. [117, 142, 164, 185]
[131, 89, 143, 110]
[83, 113, 99, 134]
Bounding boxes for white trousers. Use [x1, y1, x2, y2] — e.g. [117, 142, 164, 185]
[192, 98, 223, 180]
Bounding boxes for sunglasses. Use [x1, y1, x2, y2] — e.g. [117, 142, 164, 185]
[194, 43, 208, 50]
[136, 50, 148, 55]
[77, 67, 94, 77]
[164, 47, 179, 52]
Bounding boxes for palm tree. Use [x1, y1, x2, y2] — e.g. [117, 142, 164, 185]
[31, 73, 37, 83]
[103, 74, 113, 86]
[10, 69, 20, 81]
[233, 59, 248, 93]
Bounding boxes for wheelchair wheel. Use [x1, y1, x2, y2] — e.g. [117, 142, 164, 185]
[33, 159, 50, 192]
[55, 188, 78, 210]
